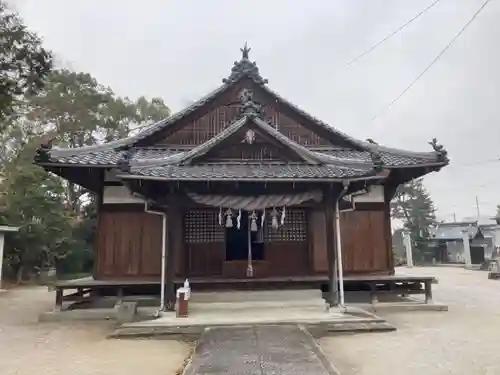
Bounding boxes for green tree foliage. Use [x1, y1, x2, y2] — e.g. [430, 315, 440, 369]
[0, 162, 80, 281]
[0, 1, 52, 122]
[391, 178, 437, 262]
[0, 68, 170, 281]
[25, 69, 170, 213]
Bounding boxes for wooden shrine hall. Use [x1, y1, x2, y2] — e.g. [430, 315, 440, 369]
[35, 45, 448, 311]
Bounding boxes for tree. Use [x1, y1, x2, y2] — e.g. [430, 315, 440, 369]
[0, 68, 171, 281]
[25, 69, 170, 213]
[0, 1, 52, 123]
[0, 159, 81, 281]
[391, 178, 437, 262]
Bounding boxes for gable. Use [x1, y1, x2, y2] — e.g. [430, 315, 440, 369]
[152, 80, 338, 148]
[196, 123, 305, 163]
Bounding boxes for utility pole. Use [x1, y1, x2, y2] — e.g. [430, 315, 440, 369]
[475, 196, 481, 222]
[453, 212, 456, 222]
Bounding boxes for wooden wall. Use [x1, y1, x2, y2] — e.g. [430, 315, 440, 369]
[309, 203, 393, 276]
[94, 202, 393, 280]
[95, 206, 163, 279]
[156, 80, 335, 148]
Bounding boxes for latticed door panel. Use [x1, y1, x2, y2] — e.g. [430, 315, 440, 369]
[184, 208, 225, 276]
[264, 208, 308, 243]
[184, 209, 225, 244]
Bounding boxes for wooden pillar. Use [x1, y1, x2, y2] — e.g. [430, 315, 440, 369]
[384, 180, 398, 275]
[324, 190, 338, 306]
[165, 197, 181, 311]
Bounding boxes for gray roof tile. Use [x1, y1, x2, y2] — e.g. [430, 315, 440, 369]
[319, 149, 440, 167]
[433, 222, 480, 240]
[38, 51, 447, 171]
[46, 145, 441, 169]
[48, 148, 178, 165]
[129, 163, 378, 180]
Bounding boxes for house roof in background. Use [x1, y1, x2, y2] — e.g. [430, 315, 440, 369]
[433, 221, 481, 240]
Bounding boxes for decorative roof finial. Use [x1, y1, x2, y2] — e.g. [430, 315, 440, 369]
[117, 147, 136, 173]
[237, 88, 265, 118]
[428, 138, 449, 163]
[34, 135, 54, 163]
[241, 42, 251, 59]
[369, 149, 384, 171]
[222, 45, 268, 85]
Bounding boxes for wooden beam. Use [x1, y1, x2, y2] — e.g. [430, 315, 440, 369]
[384, 177, 398, 275]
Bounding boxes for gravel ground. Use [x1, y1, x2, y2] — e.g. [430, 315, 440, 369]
[0, 286, 190, 375]
[320, 266, 500, 375]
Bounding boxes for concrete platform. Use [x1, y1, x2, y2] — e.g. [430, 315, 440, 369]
[39, 287, 447, 326]
[108, 302, 395, 339]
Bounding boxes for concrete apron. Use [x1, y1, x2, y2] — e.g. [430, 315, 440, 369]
[108, 300, 396, 339]
[39, 289, 448, 337]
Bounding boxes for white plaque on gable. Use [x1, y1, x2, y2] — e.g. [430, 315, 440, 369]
[352, 185, 385, 203]
[103, 185, 143, 204]
[104, 169, 120, 182]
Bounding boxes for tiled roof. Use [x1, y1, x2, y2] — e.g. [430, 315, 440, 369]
[44, 145, 442, 169]
[45, 148, 179, 166]
[117, 113, 382, 181]
[318, 149, 442, 167]
[124, 163, 379, 181]
[36, 47, 448, 171]
[432, 222, 480, 240]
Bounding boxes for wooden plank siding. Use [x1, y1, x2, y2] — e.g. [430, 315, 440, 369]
[95, 207, 163, 279]
[309, 203, 393, 276]
[155, 80, 336, 148]
[94, 202, 393, 280]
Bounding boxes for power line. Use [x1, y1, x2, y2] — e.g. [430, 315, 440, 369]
[131, 1, 446, 138]
[345, 0, 443, 67]
[370, 0, 493, 122]
[130, 0, 490, 139]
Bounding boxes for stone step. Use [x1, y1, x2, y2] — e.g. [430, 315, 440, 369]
[189, 289, 323, 303]
[319, 320, 397, 334]
[109, 318, 395, 339]
[190, 299, 328, 311]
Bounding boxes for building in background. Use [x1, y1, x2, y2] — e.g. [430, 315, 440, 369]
[428, 221, 497, 264]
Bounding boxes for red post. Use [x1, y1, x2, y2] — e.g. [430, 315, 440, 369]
[176, 289, 189, 318]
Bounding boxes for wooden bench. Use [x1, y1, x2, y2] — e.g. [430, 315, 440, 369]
[50, 279, 161, 311]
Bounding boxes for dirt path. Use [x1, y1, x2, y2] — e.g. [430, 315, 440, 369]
[320, 267, 500, 375]
[0, 286, 190, 375]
